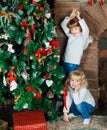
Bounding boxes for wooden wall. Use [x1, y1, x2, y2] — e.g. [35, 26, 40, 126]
[54, 1, 107, 107]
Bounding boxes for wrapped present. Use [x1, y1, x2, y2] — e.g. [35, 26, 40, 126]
[0, 120, 8, 130]
[13, 110, 47, 130]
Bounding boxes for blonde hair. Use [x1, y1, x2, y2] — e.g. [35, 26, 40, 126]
[65, 70, 88, 88]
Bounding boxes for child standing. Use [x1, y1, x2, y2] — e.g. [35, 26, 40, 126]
[63, 70, 95, 125]
[60, 9, 93, 77]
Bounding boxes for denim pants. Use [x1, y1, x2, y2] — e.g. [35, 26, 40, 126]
[70, 101, 95, 119]
[63, 62, 79, 78]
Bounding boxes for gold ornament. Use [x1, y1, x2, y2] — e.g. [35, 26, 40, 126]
[33, 12, 41, 20]
[14, 94, 21, 103]
[37, 56, 46, 65]
[0, 10, 14, 22]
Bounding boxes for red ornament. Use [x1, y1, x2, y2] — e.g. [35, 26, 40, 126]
[36, 4, 44, 11]
[47, 47, 52, 55]
[43, 73, 50, 79]
[35, 49, 41, 58]
[18, 4, 24, 10]
[51, 39, 58, 49]
[40, 47, 47, 55]
[26, 86, 35, 92]
[35, 90, 42, 99]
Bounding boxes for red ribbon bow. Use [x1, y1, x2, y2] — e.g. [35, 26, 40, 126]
[26, 86, 42, 99]
[20, 21, 32, 40]
[63, 86, 68, 110]
[7, 66, 17, 83]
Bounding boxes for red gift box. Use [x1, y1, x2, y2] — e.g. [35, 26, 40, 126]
[13, 110, 47, 130]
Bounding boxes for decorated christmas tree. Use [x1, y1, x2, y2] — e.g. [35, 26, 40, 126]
[0, 0, 64, 121]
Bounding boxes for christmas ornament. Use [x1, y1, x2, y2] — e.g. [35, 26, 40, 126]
[14, 94, 21, 103]
[43, 73, 50, 79]
[21, 70, 30, 81]
[47, 111, 52, 116]
[20, 21, 32, 40]
[33, 12, 41, 20]
[23, 103, 28, 109]
[45, 13, 51, 19]
[26, 86, 42, 99]
[44, 19, 48, 26]
[10, 80, 17, 91]
[0, 11, 14, 26]
[7, 69, 17, 83]
[50, 39, 58, 49]
[18, 4, 24, 10]
[46, 79, 53, 87]
[44, 42, 50, 49]
[7, 44, 15, 53]
[7, 66, 17, 91]
[36, 3, 44, 11]
[3, 75, 7, 86]
[47, 47, 52, 56]
[47, 91, 54, 99]
[0, 33, 8, 40]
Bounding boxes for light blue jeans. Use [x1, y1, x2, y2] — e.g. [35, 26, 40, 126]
[70, 101, 95, 119]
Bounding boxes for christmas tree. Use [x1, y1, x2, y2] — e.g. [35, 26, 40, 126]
[0, 0, 64, 121]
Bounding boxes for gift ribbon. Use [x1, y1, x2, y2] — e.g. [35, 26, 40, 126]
[63, 86, 68, 110]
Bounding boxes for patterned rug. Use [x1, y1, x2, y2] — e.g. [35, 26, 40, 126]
[47, 115, 107, 130]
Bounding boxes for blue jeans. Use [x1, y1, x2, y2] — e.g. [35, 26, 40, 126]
[63, 62, 79, 77]
[70, 101, 95, 119]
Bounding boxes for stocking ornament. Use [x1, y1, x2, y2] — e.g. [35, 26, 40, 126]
[10, 80, 17, 91]
[7, 44, 15, 53]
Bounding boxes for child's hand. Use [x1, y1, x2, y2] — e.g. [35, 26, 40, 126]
[76, 10, 81, 20]
[69, 8, 77, 19]
[63, 112, 69, 122]
[74, 85, 81, 92]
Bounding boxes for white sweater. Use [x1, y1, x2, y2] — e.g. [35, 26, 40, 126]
[60, 17, 92, 65]
[63, 87, 95, 113]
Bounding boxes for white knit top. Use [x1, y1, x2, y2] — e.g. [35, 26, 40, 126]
[63, 87, 95, 113]
[60, 17, 92, 65]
